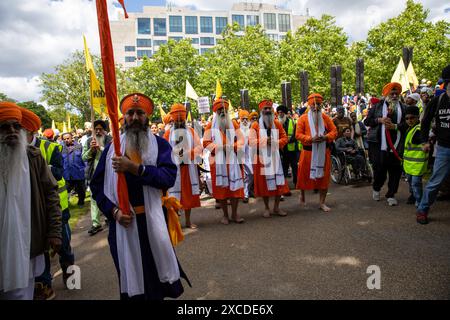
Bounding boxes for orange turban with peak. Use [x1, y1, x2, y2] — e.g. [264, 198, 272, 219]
[170, 103, 187, 121]
[307, 93, 323, 106]
[163, 113, 173, 125]
[43, 129, 54, 140]
[249, 111, 259, 119]
[238, 109, 249, 119]
[382, 82, 402, 96]
[258, 100, 273, 111]
[213, 99, 229, 113]
[20, 108, 41, 132]
[120, 93, 154, 115]
[0, 101, 22, 123]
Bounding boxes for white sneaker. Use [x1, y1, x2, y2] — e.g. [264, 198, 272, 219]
[372, 190, 380, 201]
[387, 198, 398, 206]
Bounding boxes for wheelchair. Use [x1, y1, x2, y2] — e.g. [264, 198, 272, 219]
[331, 145, 373, 185]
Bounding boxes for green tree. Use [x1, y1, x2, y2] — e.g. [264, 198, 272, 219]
[128, 39, 204, 119]
[365, 0, 450, 94]
[278, 15, 352, 103]
[198, 24, 279, 110]
[0, 92, 16, 102]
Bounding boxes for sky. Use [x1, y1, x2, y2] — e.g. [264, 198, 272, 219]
[0, 0, 448, 103]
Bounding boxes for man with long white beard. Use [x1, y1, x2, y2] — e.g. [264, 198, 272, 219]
[364, 82, 407, 206]
[277, 104, 300, 194]
[163, 103, 202, 229]
[203, 99, 245, 224]
[90, 93, 189, 300]
[0, 102, 61, 300]
[250, 100, 289, 217]
[296, 94, 338, 212]
[20, 108, 74, 299]
[238, 109, 254, 203]
[83, 119, 112, 235]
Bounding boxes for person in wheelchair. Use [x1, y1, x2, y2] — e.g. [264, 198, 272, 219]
[335, 128, 365, 179]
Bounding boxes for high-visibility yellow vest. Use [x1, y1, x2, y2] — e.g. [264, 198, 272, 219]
[403, 124, 428, 176]
[287, 119, 302, 152]
[39, 139, 69, 211]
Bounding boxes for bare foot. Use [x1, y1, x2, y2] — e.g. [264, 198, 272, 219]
[319, 204, 331, 212]
[263, 209, 271, 218]
[274, 209, 287, 217]
[186, 223, 198, 229]
[220, 217, 230, 225]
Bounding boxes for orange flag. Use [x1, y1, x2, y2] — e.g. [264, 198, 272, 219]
[95, 0, 130, 215]
[117, 0, 129, 18]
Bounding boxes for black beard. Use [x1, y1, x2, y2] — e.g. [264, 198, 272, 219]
[174, 121, 186, 129]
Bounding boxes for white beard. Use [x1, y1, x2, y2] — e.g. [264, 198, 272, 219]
[240, 123, 249, 137]
[218, 115, 228, 132]
[278, 116, 287, 125]
[125, 128, 149, 156]
[263, 113, 274, 128]
[0, 130, 28, 187]
[95, 134, 105, 148]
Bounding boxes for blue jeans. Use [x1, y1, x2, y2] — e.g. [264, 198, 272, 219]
[35, 209, 74, 286]
[418, 145, 450, 213]
[406, 174, 423, 207]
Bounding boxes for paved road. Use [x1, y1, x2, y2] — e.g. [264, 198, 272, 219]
[54, 179, 450, 300]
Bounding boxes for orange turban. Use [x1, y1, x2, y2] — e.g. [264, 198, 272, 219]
[258, 100, 273, 111]
[169, 103, 187, 121]
[382, 82, 402, 96]
[20, 108, 41, 132]
[0, 101, 22, 123]
[307, 93, 324, 106]
[43, 129, 54, 140]
[163, 113, 173, 125]
[212, 99, 229, 113]
[249, 111, 259, 119]
[238, 109, 249, 119]
[120, 93, 154, 115]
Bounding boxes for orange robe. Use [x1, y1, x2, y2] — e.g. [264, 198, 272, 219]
[203, 121, 245, 200]
[164, 127, 202, 209]
[250, 120, 290, 197]
[296, 112, 338, 190]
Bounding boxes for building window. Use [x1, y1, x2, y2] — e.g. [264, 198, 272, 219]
[124, 46, 135, 52]
[154, 40, 167, 47]
[278, 14, 290, 32]
[200, 16, 213, 33]
[137, 18, 151, 34]
[201, 48, 212, 55]
[125, 56, 136, 62]
[136, 39, 152, 47]
[200, 37, 215, 46]
[154, 18, 167, 36]
[169, 36, 183, 42]
[137, 50, 152, 58]
[266, 33, 278, 41]
[215, 17, 228, 35]
[232, 15, 245, 30]
[185, 16, 198, 34]
[190, 38, 199, 45]
[169, 16, 183, 32]
[264, 13, 276, 30]
[247, 15, 259, 26]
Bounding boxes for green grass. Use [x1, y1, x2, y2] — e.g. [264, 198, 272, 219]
[68, 191, 91, 230]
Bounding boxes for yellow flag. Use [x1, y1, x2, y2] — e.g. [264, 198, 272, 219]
[406, 62, 419, 91]
[51, 120, 56, 130]
[63, 121, 67, 133]
[67, 114, 71, 132]
[391, 57, 410, 93]
[186, 80, 199, 100]
[187, 111, 192, 122]
[215, 79, 222, 100]
[159, 105, 167, 117]
[83, 35, 106, 115]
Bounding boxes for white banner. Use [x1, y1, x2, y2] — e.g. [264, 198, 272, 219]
[197, 97, 210, 114]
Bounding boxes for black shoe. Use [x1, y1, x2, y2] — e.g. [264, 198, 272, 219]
[88, 225, 103, 236]
[436, 193, 450, 202]
[284, 192, 292, 197]
[406, 195, 416, 205]
[243, 197, 249, 203]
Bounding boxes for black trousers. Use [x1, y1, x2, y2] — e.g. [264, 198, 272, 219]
[369, 143, 402, 198]
[281, 150, 300, 186]
[67, 179, 86, 205]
